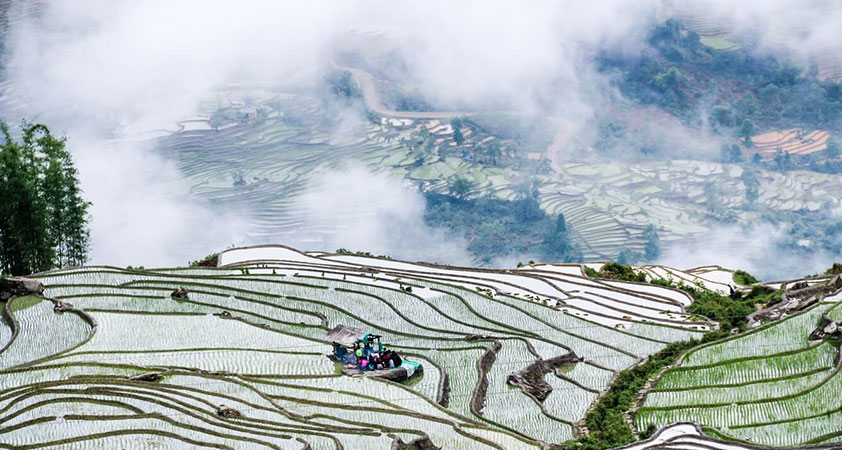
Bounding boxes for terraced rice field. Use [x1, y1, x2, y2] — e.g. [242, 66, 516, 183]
[636, 301, 842, 447]
[748, 128, 830, 159]
[0, 245, 714, 449]
[539, 159, 842, 261]
[156, 92, 418, 244]
[152, 85, 842, 263]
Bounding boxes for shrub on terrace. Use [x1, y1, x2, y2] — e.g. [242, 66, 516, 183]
[733, 269, 759, 285]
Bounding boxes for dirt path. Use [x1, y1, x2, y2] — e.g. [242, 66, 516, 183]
[333, 63, 470, 120]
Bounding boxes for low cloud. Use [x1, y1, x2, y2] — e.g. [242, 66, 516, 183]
[674, 0, 842, 67]
[3, 0, 842, 268]
[658, 223, 835, 280]
[291, 165, 472, 265]
[70, 133, 248, 267]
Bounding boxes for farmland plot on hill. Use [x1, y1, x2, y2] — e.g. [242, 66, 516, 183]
[154, 83, 842, 264]
[636, 301, 842, 447]
[0, 245, 713, 449]
[748, 129, 830, 159]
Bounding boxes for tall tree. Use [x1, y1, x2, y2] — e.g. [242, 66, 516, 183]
[0, 122, 52, 274]
[720, 143, 742, 163]
[643, 225, 660, 262]
[0, 121, 90, 275]
[29, 124, 91, 267]
[827, 139, 840, 159]
[739, 119, 756, 146]
[740, 168, 760, 204]
[541, 214, 579, 263]
[616, 249, 635, 265]
[555, 214, 567, 235]
[486, 142, 501, 165]
[451, 118, 464, 146]
[446, 175, 473, 200]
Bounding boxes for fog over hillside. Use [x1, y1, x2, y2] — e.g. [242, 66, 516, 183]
[1, 0, 841, 276]
[667, 0, 842, 63]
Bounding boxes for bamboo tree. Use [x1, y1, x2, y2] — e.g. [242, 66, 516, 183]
[0, 122, 52, 274]
[28, 123, 91, 267]
[0, 120, 90, 275]
[643, 225, 661, 262]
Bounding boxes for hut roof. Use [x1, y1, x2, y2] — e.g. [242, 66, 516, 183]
[325, 325, 369, 347]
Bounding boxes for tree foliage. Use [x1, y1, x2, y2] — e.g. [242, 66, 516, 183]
[600, 19, 842, 132]
[650, 278, 759, 331]
[733, 269, 759, 285]
[451, 118, 465, 145]
[739, 119, 755, 146]
[826, 139, 840, 159]
[424, 191, 582, 265]
[0, 121, 90, 275]
[825, 263, 842, 275]
[643, 225, 660, 262]
[740, 168, 760, 204]
[446, 175, 474, 200]
[588, 262, 647, 283]
[563, 338, 705, 450]
[719, 143, 743, 163]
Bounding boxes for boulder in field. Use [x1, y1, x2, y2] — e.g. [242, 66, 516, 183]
[391, 436, 440, 450]
[128, 372, 164, 383]
[809, 314, 841, 341]
[506, 352, 582, 402]
[216, 404, 243, 418]
[788, 280, 809, 291]
[52, 300, 74, 312]
[0, 277, 45, 301]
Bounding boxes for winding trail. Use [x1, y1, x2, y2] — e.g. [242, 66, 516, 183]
[333, 63, 470, 119]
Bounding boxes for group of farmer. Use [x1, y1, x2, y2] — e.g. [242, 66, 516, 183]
[353, 341, 402, 371]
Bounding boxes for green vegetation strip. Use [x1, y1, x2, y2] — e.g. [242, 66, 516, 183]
[562, 262, 789, 450]
[561, 336, 715, 450]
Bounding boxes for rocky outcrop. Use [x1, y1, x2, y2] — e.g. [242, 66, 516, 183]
[390, 435, 440, 450]
[464, 334, 499, 341]
[50, 300, 74, 312]
[216, 404, 243, 418]
[438, 371, 450, 407]
[785, 275, 841, 302]
[359, 266, 380, 274]
[506, 352, 582, 401]
[471, 341, 502, 414]
[170, 287, 189, 299]
[749, 276, 842, 326]
[809, 315, 841, 341]
[0, 277, 44, 301]
[128, 372, 164, 383]
[787, 280, 810, 291]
